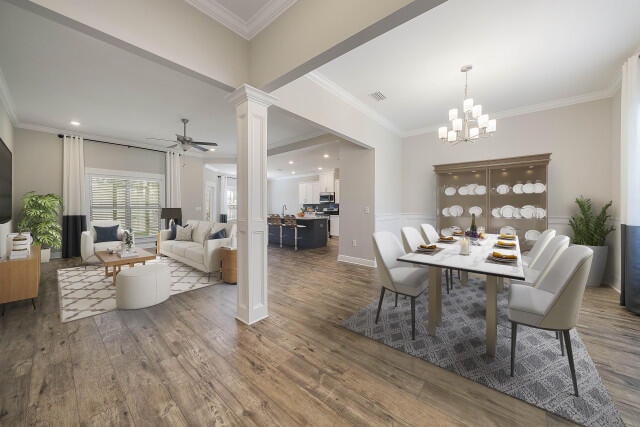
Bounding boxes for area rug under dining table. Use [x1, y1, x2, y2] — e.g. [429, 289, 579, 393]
[57, 257, 223, 322]
[341, 276, 623, 427]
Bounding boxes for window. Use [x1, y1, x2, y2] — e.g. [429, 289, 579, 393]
[86, 169, 163, 240]
[225, 177, 237, 221]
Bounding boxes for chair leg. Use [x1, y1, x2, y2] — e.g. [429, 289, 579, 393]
[510, 322, 518, 377]
[410, 296, 416, 340]
[445, 269, 450, 294]
[563, 329, 579, 396]
[375, 287, 386, 324]
[559, 330, 565, 356]
[395, 293, 398, 307]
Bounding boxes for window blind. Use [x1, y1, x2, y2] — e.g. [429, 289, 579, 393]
[88, 174, 161, 238]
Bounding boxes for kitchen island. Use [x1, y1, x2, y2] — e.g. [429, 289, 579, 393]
[268, 215, 328, 249]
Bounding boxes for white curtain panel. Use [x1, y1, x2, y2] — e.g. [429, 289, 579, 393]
[621, 53, 640, 225]
[62, 135, 85, 215]
[166, 151, 182, 208]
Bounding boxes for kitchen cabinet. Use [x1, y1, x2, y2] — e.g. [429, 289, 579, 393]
[298, 181, 320, 204]
[434, 153, 550, 242]
[335, 179, 340, 203]
[319, 171, 335, 192]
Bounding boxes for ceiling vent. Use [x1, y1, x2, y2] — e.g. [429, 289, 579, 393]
[369, 91, 387, 101]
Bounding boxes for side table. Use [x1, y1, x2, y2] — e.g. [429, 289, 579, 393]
[220, 246, 237, 284]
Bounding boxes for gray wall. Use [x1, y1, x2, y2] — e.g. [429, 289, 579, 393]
[85, 140, 164, 173]
[0, 102, 14, 257]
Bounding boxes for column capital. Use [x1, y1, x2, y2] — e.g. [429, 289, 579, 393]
[226, 84, 278, 108]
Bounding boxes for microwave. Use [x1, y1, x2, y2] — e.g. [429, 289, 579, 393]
[319, 192, 335, 203]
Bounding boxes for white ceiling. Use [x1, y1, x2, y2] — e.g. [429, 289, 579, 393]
[316, 0, 640, 136]
[1, 0, 640, 180]
[185, 0, 297, 40]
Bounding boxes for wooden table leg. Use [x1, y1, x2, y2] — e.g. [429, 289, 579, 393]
[460, 270, 469, 285]
[428, 266, 443, 335]
[486, 275, 498, 357]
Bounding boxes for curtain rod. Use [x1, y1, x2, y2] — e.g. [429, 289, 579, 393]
[57, 134, 166, 154]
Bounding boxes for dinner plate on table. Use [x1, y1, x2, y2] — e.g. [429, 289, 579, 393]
[438, 238, 456, 244]
[416, 247, 438, 253]
[495, 242, 517, 249]
[491, 255, 518, 263]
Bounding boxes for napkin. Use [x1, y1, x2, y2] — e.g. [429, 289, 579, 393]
[499, 233, 515, 239]
[497, 240, 516, 246]
[418, 244, 436, 250]
[439, 235, 454, 241]
[492, 251, 517, 259]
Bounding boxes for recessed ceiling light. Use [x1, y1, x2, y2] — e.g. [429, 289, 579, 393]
[317, 167, 323, 171]
[323, 154, 329, 158]
[291, 171, 296, 175]
[70, 120, 80, 126]
[288, 160, 294, 164]
[209, 148, 216, 151]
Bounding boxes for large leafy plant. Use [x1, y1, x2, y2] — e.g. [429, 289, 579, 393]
[18, 191, 64, 249]
[569, 197, 615, 246]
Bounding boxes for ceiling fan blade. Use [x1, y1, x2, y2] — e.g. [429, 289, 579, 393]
[146, 137, 176, 142]
[192, 144, 209, 152]
[191, 141, 218, 146]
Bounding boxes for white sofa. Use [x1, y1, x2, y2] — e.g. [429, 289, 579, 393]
[158, 219, 236, 278]
[81, 220, 125, 263]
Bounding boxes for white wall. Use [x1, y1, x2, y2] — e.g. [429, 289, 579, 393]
[267, 175, 318, 215]
[402, 97, 620, 285]
[0, 102, 14, 258]
[608, 89, 622, 289]
[181, 156, 204, 221]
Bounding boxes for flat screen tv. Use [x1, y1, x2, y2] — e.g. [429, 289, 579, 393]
[0, 137, 11, 224]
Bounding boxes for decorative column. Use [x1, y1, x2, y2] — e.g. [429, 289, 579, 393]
[227, 85, 276, 324]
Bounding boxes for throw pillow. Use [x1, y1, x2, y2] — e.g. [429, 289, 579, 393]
[94, 225, 119, 243]
[209, 229, 227, 240]
[175, 224, 193, 241]
[168, 220, 177, 240]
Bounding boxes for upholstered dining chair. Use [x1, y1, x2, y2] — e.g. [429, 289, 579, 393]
[513, 235, 570, 285]
[508, 245, 593, 396]
[522, 228, 556, 267]
[420, 223, 457, 291]
[401, 226, 426, 254]
[372, 231, 429, 340]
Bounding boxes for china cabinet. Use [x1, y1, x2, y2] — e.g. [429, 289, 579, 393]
[434, 153, 551, 241]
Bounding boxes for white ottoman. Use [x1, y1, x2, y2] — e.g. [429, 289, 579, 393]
[116, 264, 171, 309]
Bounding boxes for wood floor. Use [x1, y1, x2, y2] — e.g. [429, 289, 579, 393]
[1, 238, 639, 426]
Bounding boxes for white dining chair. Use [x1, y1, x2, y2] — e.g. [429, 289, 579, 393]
[401, 226, 426, 254]
[513, 235, 570, 285]
[508, 245, 593, 396]
[522, 228, 556, 267]
[420, 223, 440, 244]
[372, 231, 429, 340]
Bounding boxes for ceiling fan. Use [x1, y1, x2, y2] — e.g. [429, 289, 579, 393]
[147, 118, 218, 152]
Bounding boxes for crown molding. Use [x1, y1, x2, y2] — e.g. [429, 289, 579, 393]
[185, 0, 296, 40]
[0, 66, 18, 124]
[306, 71, 402, 136]
[402, 86, 620, 138]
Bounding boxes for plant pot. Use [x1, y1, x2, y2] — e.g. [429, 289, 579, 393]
[41, 248, 51, 263]
[585, 245, 608, 287]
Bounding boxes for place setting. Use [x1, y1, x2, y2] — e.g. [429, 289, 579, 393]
[414, 243, 444, 255]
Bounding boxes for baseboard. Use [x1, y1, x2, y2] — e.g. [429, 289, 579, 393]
[337, 254, 376, 268]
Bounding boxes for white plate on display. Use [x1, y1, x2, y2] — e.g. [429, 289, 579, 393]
[534, 182, 546, 193]
[442, 207, 451, 217]
[475, 185, 487, 195]
[491, 207, 501, 218]
[523, 183, 535, 194]
[450, 205, 464, 217]
[513, 183, 524, 194]
[444, 186, 457, 196]
[467, 184, 477, 193]
[525, 229, 541, 241]
[496, 184, 510, 195]
[520, 206, 535, 219]
[469, 206, 482, 216]
[440, 227, 454, 237]
[500, 205, 515, 218]
[536, 208, 547, 219]
[500, 226, 517, 235]
[512, 208, 522, 218]
[458, 186, 469, 196]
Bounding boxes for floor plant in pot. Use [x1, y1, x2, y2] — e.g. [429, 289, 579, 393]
[568, 197, 615, 286]
[18, 191, 63, 262]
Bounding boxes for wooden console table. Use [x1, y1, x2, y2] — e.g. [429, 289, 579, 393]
[0, 245, 41, 314]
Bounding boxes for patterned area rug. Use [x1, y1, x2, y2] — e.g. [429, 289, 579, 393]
[57, 257, 222, 322]
[342, 276, 623, 427]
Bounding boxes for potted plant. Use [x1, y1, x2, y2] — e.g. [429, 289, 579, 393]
[18, 191, 63, 262]
[568, 197, 615, 286]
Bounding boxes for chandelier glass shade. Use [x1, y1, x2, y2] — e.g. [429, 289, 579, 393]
[439, 65, 496, 144]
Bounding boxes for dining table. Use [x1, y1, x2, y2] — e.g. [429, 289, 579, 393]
[397, 233, 525, 356]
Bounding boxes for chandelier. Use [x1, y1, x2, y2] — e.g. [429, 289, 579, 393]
[439, 65, 496, 144]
